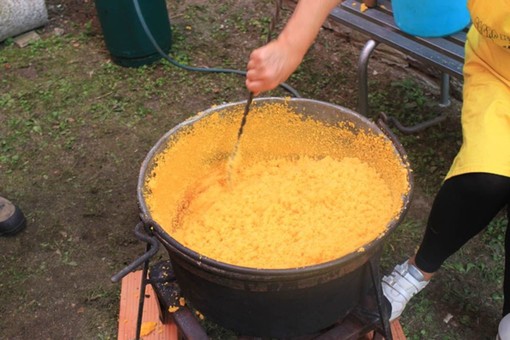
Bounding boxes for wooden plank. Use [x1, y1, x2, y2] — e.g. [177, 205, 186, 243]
[391, 319, 407, 340]
[118, 270, 178, 340]
[362, 320, 406, 340]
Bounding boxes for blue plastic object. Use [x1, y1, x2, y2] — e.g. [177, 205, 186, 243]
[392, 0, 471, 38]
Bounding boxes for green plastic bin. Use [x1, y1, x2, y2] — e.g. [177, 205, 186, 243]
[94, 0, 172, 67]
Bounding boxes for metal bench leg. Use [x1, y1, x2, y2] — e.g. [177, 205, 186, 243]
[358, 39, 379, 116]
[439, 72, 451, 107]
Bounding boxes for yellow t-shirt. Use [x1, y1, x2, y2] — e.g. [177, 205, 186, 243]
[446, 0, 510, 179]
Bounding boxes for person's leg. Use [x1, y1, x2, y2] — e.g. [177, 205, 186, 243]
[384, 173, 510, 321]
[503, 204, 510, 316]
[414, 173, 510, 273]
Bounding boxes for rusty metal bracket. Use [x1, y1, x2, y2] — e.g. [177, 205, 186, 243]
[111, 221, 160, 283]
[379, 111, 449, 134]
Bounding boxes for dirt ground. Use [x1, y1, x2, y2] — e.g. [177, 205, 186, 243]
[0, 0, 506, 339]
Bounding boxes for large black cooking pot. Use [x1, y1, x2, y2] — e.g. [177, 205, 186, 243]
[137, 98, 413, 338]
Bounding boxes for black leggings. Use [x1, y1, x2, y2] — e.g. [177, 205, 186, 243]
[414, 172, 510, 314]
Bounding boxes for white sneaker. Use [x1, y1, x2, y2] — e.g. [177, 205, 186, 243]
[498, 314, 510, 340]
[382, 260, 430, 321]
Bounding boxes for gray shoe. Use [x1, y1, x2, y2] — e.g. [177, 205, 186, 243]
[498, 314, 510, 340]
[0, 196, 26, 236]
[382, 260, 430, 321]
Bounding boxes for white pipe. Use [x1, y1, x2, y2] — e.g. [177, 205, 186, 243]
[0, 0, 48, 42]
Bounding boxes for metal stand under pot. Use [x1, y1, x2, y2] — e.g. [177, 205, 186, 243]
[112, 219, 393, 340]
[114, 219, 395, 340]
[149, 258, 394, 340]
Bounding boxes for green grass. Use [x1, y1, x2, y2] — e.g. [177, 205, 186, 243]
[0, 1, 506, 338]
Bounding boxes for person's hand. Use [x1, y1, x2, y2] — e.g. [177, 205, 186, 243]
[245, 0, 342, 95]
[246, 38, 305, 95]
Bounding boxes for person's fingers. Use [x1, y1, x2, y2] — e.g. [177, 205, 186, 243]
[246, 79, 268, 94]
[245, 78, 260, 93]
[246, 76, 280, 94]
[247, 50, 264, 72]
[246, 58, 257, 71]
[246, 42, 285, 93]
[247, 56, 269, 79]
[246, 69, 262, 82]
[249, 47, 265, 62]
[247, 69, 273, 84]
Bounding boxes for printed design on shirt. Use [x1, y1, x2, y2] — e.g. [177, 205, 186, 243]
[473, 16, 510, 49]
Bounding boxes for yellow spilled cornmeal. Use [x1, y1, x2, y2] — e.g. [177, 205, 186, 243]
[140, 321, 158, 337]
[144, 101, 410, 269]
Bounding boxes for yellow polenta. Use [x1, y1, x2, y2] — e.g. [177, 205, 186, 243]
[144, 102, 409, 269]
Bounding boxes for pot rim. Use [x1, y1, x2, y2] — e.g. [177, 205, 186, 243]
[137, 97, 414, 276]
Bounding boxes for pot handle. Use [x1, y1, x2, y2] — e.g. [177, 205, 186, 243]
[111, 221, 160, 283]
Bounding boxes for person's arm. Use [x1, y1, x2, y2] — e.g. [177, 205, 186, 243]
[246, 0, 343, 94]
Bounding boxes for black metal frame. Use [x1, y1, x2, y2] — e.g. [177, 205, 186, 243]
[328, 0, 467, 133]
[111, 218, 159, 340]
[148, 257, 394, 340]
[112, 218, 395, 340]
